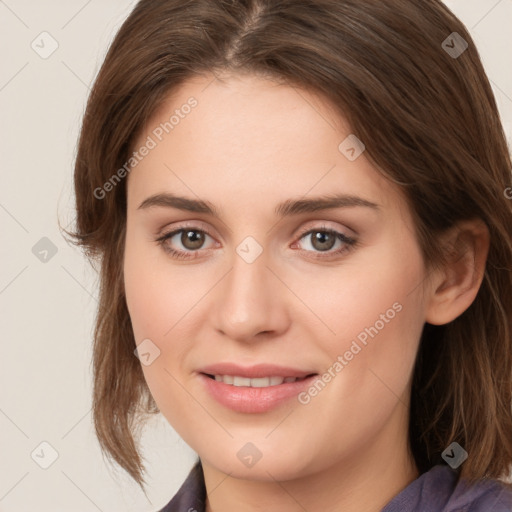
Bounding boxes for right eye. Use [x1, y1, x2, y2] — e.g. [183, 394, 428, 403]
[155, 227, 217, 260]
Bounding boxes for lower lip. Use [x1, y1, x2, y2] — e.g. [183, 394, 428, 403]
[199, 373, 318, 413]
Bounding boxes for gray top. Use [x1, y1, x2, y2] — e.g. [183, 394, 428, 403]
[159, 460, 512, 511]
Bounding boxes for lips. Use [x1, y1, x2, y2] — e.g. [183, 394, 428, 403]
[198, 362, 316, 379]
[197, 363, 319, 413]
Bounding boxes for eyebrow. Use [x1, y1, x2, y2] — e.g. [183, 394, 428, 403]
[137, 192, 380, 217]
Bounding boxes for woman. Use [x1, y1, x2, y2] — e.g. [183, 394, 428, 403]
[64, 0, 512, 510]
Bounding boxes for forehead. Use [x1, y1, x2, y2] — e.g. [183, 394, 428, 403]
[126, 72, 406, 218]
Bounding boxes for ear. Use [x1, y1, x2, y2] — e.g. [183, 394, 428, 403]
[425, 219, 490, 326]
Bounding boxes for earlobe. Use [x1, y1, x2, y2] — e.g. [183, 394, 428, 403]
[425, 219, 490, 326]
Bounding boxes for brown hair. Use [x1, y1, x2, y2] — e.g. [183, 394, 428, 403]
[62, 0, 512, 491]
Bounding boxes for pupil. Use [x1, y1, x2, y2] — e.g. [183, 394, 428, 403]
[313, 231, 335, 251]
[182, 230, 204, 249]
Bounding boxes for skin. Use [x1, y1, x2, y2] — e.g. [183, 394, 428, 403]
[123, 72, 489, 512]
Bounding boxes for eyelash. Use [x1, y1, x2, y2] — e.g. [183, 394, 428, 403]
[155, 225, 357, 261]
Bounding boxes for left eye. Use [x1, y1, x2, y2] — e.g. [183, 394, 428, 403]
[295, 228, 356, 255]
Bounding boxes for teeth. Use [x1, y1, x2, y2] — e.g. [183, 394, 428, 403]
[213, 375, 299, 387]
[234, 376, 252, 387]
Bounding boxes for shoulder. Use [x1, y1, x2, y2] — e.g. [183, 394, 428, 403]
[450, 471, 512, 512]
[382, 465, 512, 512]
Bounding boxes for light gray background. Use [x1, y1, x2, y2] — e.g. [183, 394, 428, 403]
[1, 1, 511, 511]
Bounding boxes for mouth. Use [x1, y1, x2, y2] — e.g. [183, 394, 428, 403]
[202, 373, 317, 387]
[198, 372, 320, 413]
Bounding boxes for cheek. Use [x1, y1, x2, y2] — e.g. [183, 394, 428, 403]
[292, 234, 426, 352]
[123, 232, 210, 412]
[123, 243, 197, 431]
[124, 243, 160, 342]
[123, 228, 202, 341]
[301, 233, 427, 401]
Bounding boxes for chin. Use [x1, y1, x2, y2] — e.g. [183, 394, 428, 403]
[200, 443, 315, 481]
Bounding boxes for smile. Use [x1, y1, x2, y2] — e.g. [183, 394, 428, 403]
[207, 374, 313, 387]
[199, 372, 319, 413]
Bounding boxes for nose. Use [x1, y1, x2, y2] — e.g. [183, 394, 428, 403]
[212, 245, 291, 343]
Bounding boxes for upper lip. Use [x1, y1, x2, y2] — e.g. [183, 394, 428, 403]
[198, 363, 317, 379]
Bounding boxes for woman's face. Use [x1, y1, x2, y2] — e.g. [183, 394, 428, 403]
[124, 72, 430, 480]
